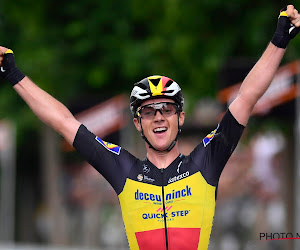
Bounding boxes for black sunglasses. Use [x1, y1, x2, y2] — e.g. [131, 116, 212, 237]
[137, 102, 179, 119]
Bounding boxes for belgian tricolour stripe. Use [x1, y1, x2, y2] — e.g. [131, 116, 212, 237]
[95, 137, 121, 155]
[203, 124, 219, 147]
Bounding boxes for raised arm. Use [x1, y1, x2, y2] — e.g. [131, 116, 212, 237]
[229, 5, 300, 126]
[0, 46, 81, 144]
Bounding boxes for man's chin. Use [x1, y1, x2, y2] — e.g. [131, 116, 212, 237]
[149, 143, 170, 152]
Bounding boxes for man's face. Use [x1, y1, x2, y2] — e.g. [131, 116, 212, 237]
[133, 98, 185, 151]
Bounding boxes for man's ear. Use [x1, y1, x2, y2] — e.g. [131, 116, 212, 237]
[179, 111, 185, 127]
[133, 118, 142, 132]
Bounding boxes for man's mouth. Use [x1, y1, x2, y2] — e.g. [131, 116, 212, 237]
[153, 127, 167, 134]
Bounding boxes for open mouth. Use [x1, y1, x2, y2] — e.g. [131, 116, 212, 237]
[153, 127, 167, 134]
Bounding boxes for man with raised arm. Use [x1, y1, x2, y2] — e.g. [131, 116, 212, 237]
[1, 5, 299, 250]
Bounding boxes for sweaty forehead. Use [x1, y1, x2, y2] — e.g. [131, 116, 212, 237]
[141, 98, 175, 106]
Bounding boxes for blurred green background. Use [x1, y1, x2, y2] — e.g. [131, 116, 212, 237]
[2, 0, 299, 129]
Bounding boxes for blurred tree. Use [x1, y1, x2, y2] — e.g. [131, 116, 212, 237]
[1, 0, 297, 123]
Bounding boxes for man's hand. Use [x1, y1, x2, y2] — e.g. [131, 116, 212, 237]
[0, 46, 25, 86]
[288, 5, 300, 27]
[0, 46, 8, 59]
[271, 5, 300, 48]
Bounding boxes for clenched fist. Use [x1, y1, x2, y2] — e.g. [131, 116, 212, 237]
[271, 5, 300, 48]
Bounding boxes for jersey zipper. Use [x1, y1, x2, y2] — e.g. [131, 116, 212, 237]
[161, 168, 169, 250]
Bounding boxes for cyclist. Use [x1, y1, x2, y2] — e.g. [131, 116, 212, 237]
[0, 5, 299, 250]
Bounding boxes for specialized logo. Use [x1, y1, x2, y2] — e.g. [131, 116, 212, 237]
[289, 25, 296, 34]
[135, 185, 192, 203]
[177, 161, 182, 173]
[203, 124, 219, 147]
[168, 171, 189, 184]
[95, 137, 121, 155]
[0, 67, 6, 72]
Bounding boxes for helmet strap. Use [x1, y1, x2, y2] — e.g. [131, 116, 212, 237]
[139, 116, 181, 152]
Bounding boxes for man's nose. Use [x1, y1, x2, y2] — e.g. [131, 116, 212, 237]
[154, 109, 164, 119]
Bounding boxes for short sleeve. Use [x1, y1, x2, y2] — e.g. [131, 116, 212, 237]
[73, 124, 138, 194]
[189, 109, 245, 186]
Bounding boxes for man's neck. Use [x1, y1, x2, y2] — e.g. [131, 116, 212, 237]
[146, 144, 180, 169]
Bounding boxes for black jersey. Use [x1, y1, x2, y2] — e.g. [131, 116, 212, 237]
[73, 109, 244, 250]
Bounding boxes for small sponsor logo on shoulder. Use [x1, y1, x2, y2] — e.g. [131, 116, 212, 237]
[144, 175, 155, 182]
[137, 174, 143, 181]
[143, 164, 150, 173]
[168, 171, 190, 184]
[95, 137, 121, 155]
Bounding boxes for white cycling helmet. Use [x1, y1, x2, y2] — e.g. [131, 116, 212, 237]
[130, 75, 184, 118]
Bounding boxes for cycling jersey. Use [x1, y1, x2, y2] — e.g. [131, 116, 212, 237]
[73, 109, 244, 250]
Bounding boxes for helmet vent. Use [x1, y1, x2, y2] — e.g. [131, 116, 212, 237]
[149, 78, 161, 86]
[134, 82, 147, 89]
[164, 79, 173, 88]
[162, 90, 173, 94]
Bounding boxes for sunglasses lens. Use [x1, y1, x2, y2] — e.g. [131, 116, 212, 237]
[139, 103, 178, 118]
[141, 106, 156, 118]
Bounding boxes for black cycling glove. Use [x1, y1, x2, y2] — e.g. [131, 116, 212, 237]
[0, 49, 25, 86]
[271, 6, 300, 49]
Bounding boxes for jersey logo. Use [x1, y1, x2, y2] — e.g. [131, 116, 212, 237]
[137, 174, 143, 181]
[95, 137, 121, 155]
[177, 161, 182, 173]
[203, 124, 219, 147]
[143, 164, 150, 173]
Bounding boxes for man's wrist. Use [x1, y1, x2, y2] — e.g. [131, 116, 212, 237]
[4, 68, 25, 86]
[0, 49, 25, 86]
[271, 32, 290, 49]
